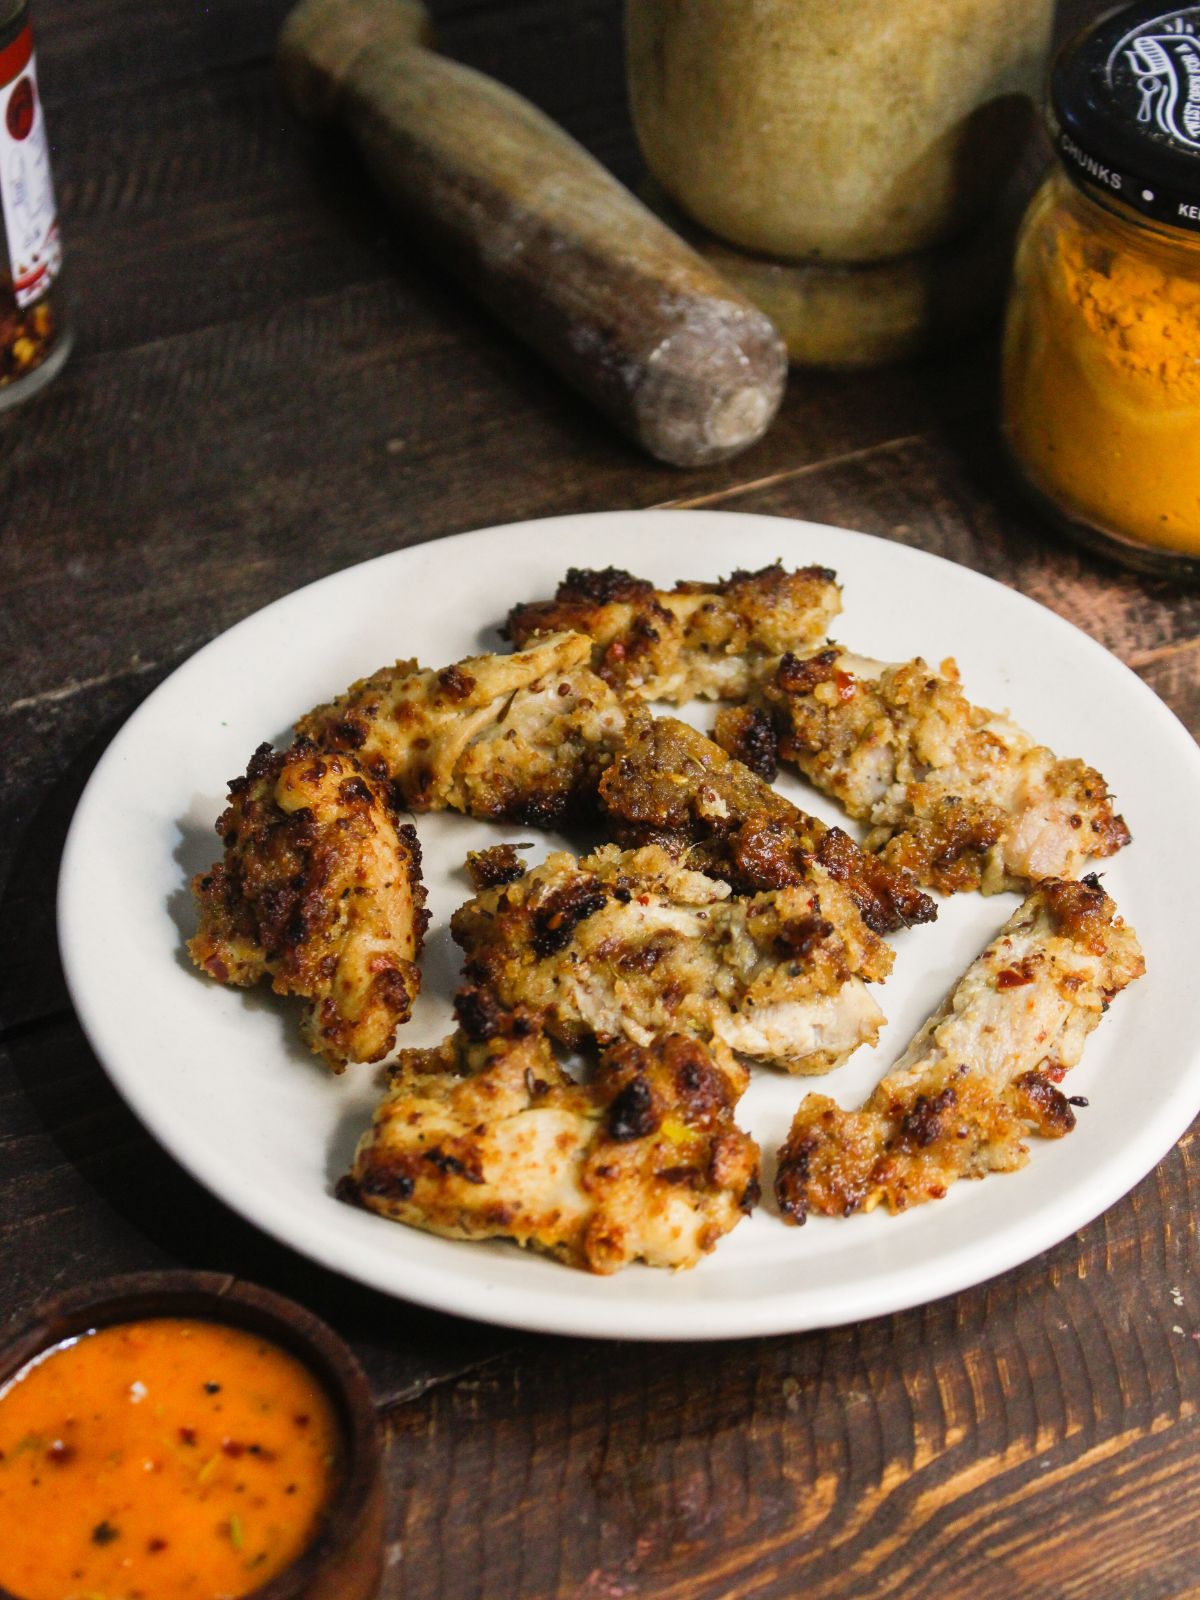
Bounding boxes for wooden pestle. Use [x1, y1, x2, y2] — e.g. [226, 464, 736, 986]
[278, 0, 787, 467]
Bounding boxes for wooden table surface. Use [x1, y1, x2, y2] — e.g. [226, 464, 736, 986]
[4, 1, 1200, 1594]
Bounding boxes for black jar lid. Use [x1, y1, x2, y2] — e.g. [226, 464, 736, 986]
[1052, 3, 1200, 232]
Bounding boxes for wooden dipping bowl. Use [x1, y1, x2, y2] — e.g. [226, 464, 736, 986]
[0, 1272, 385, 1600]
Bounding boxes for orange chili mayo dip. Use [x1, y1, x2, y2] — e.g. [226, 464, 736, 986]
[0, 1318, 341, 1600]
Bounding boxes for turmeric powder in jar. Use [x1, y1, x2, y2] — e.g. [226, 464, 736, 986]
[1002, 2, 1200, 578]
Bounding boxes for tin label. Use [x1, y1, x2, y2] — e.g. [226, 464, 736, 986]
[0, 27, 61, 309]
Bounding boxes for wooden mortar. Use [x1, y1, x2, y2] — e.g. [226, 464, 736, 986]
[626, 0, 1054, 265]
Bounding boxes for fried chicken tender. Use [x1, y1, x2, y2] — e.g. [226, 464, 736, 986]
[297, 632, 629, 827]
[452, 843, 893, 1075]
[775, 875, 1145, 1222]
[189, 739, 428, 1072]
[598, 708, 936, 934]
[504, 562, 841, 703]
[341, 1023, 760, 1272]
[759, 648, 1131, 894]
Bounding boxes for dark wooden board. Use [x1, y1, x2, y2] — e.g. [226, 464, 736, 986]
[46, 17, 633, 363]
[0, 669, 175, 1036]
[3, 0, 1200, 1593]
[6, 255, 1190, 728]
[52, 63, 391, 359]
[0, 300, 987, 706]
[32, 0, 292, 108]
[31, 0, 627, 127]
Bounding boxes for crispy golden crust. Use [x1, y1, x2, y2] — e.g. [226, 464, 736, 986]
[189, 739, 428, 1072]
[297, 632, 629, 828]
[712, 703, 779, 781]
[504, 563, 841, 703]
[599, 710, 936, 934]
[775, 875, 1145, 1222]
[465, 842, 532, 891]
[341, 1024, 760, 1273]
[452, 842, 893, 1075]
[763, 649, 1131, 894]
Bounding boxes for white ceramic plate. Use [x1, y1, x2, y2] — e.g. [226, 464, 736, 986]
[58, 510, 1200, 1340]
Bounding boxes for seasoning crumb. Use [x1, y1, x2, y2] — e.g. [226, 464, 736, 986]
[91, 1520, 120, 1545]
[1172, 1324, 1185, 1335]
[203, 1381, 222, 1395]
[1170, 1286, 1184, 1307]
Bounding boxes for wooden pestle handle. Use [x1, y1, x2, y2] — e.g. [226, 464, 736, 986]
[278, 0, 787, 467]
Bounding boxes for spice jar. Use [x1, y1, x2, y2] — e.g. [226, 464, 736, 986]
[0, 0, 69, 411]
[1002, 2, 1200, 579]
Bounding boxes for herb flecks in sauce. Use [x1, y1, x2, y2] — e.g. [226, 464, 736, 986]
[0, 1318, 340, 1600]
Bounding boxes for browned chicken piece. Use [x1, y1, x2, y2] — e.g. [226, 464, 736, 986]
[598, 708, 936, 934]
[775, 875, 1145, 1223]
[340, 1019, 760, 1273]
[759, 648, 1131, 895]
[452, 842, 893, 1075]
[297, 632, 629, 828]
[189, 739, 428, 1072]
[465, 842, 532, 891]
[711, 703, 780, 781]
[504, 562, 841, 703]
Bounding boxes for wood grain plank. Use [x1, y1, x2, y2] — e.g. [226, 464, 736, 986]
[1134, 644, 1200, 736]
[0, 663, 183, 1036]
[29, 0, 1096, 118]
[7, 7, 1196, 1596]
[54, 64, 390, 359]
[378, 1132, 1200, 1599]
[32, 0, 291, 109]
[31, 0, 627, 123]
[0, 288, 986, 709]
[48, 9, 633, 361]
[0, 1014, 512, 1404]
